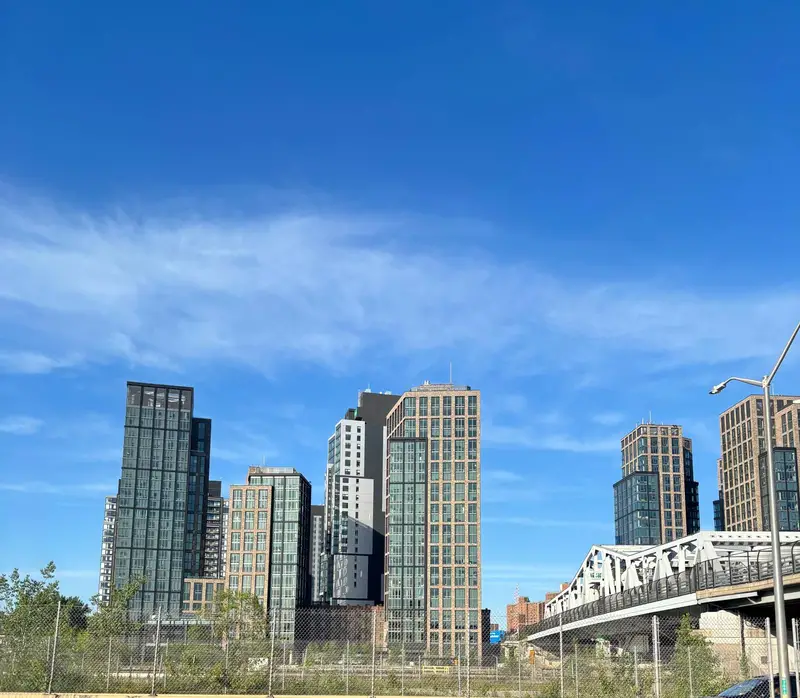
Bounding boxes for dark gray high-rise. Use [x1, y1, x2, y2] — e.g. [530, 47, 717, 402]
[113, 382, 212, 619]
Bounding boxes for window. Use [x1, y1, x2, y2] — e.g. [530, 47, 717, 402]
[404, 419, 416, 438]
[230, 553, 241, 572]
[455, 418, 465, 437]
[232, 511, 242, 529]
[468, 483, 477, 501]
[455, 483, 465, 501]
[468, 461, 477, 480]
[244, 512, 254, 530]
[468, 525, 478, 544]
[404, 397, 416, 417]
[245, 490, 255, 509]
[443, 396, 452, 416]
[455, 461, 465, 480]
[258, 490, 269, 508]
[430, 546, 439, 565]
[468, 395, 477, 415]
[258, 511, 268, 529]
[419, 397, 428, 416]
[468, 440, 477, 459]
[231, 532, 241, 551]
[232, 490, 242, 509]
[257, 533, 267, 550]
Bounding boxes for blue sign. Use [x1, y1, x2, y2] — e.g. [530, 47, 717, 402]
[489, 630, 505, 644]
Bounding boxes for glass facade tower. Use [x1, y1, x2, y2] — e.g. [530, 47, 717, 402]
[113, 382, 211, 619]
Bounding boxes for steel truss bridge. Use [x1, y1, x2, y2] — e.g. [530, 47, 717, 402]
[527, 531, 800, 641]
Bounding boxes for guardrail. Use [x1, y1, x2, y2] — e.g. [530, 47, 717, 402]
[526, 545, 800, 635]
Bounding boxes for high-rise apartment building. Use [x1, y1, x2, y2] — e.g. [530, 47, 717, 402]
[385, 383, 482, 657]
[202, 480, 227, 578]
[323, 390, 400, 605]
[225, 466, 312, 639]
[310, 504, 325, 602]
[614, 423, 700, 546]
[97, 495, 118, 605]
[113, 382, 212, 619]
[716, 394, 800, 531]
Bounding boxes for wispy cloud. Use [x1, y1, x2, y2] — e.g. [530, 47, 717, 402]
[483, 423, 618, 453]
[212, 423, 279, 466]
[591, 411, 625, 427]
[0, 415, 43, 435]
[483, 468, 524, 483]
[0, 188, 797, 378]
[0, 350, 80, 374]
[484, 516, 613, 530]
[0, 481, 114, 495]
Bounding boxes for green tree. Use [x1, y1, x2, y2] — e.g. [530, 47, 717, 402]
[664, 615, 725, 698]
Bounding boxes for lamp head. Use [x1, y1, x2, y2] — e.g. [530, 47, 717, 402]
[709, 382, 727, 395]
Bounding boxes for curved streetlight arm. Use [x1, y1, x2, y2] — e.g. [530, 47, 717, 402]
[711, 377, 763, 394]
[769, 321, 800, 384]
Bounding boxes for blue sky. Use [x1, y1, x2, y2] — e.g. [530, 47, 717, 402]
[2, 1, 800, 622]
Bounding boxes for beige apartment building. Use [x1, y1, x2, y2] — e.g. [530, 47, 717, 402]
[717, 394, 800, 531]
[614, 423, 701, 545]
[225, 481, 274, 609]
[384, 382, 482, 658]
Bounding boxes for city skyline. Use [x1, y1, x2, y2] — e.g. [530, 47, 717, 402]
[9, 375, 800, 622]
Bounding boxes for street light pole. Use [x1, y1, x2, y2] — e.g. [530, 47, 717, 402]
[710, 320, 800, 698]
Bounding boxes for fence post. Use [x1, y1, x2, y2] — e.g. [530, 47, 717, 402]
[652, 616, 661, 698]
[573, 643, 578, 698]
[150, 606, 162, 697]
[688, 645, 694, 698]
[267, 613, 276, 698]
[282, 640, 287, 692]
[559, 617, 564, 698]
[106, 636, 113, 691]
[46, 596, 62, 694]
[345, 639, 350, 695]
[467, 633, 471, 698]
[767, 617, 774, 681]
[370, 608, 377, 698]
[401, 643, 405, 697]
[633, 646, 639, 698]
[517, 640, 522, 698]
[457, 644, 462, 697]
[792, 618, 799, 694]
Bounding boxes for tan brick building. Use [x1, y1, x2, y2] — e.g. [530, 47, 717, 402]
[384, 382, 482, 658]
[717, 395, 800, 531]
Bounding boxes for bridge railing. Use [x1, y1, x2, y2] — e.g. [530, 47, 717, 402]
[526, 545, 800, 636]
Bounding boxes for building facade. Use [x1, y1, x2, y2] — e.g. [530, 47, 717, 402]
[384, 383, 482, 657]
[182, 577, 225, 614]
[614, 423, 700, 546]
[97, 495, 118, 605]
[506, 596, 545, 635]
[323, 390, 400, 605]
[202, 480, 228, 578]
[113, 382, 212, 619]
[717, 394, 800, 531]
[758, 447, 800, 531]
[226, 467, 312, 639]
[310, 504, 325, 603]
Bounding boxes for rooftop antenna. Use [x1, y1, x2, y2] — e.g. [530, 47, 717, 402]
[449, 361, 453, 384]
[649, 410, 652, 424]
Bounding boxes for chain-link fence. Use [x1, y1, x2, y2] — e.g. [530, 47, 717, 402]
[1, 603, 799, 696]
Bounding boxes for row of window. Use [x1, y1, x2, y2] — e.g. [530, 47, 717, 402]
[429, 566, 480, 587]
[429, 587, 480, 608]
[429, 546, 479, 565]
[403, 395, 478, 417]
[430, 503, 478, 523]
